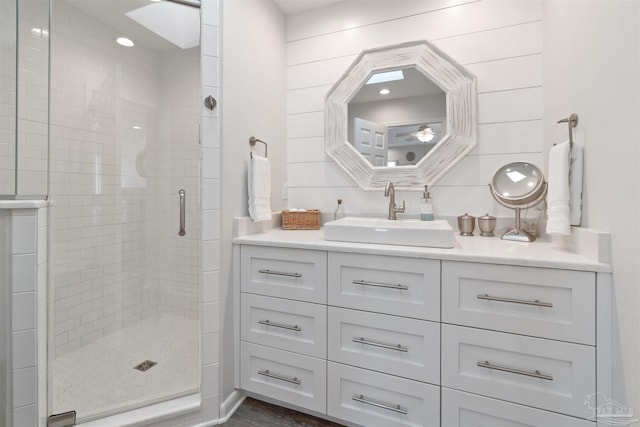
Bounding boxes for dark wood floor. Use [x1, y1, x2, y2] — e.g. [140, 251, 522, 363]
[222, 397, 344, 427]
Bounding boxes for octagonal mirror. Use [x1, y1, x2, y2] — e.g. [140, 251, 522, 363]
[325, 40, 477, 191]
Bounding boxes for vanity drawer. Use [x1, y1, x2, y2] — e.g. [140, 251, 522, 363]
[241, 293, 327, 358]
[441, 324, 595, 419]
[240, 342, 326, 414]
[328, 252, 440, 321]
[241, 245, 327, 303]
[442, 388, 595, 427]
[327, 362, 439, 427]
[327, 307, 439, 384]
[442, 261, 595, 345]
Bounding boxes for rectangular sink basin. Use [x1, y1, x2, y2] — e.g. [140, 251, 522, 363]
[324, 217, 454, 248]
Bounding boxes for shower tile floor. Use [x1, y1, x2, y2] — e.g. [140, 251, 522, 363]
[52, 313, 200, 421]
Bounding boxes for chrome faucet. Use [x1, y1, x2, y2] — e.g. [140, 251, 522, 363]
[384, 182, 405, 220]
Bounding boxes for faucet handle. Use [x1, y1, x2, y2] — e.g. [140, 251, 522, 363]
[396, 200, 406, 213]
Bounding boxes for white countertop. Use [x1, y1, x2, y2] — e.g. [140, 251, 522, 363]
[234, 227, 612, 273]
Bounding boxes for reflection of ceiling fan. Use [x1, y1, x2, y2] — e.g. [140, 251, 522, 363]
[397, 125, 435, 142]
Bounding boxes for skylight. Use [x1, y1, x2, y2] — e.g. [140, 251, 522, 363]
[366, 70, 404, 85]
[126, 2, 200, 50]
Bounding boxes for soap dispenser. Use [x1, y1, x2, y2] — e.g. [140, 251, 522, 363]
[334, 198, 346, 220]
[419, 186, 435, 221]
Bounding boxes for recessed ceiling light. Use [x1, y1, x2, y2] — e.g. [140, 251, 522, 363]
[132, 126, 142, 130]
[116, 37, 134, 47]
[379, 88, 391, 95]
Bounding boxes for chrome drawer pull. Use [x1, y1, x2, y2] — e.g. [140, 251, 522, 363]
[352, 337, 408, 352]
[258, 269, 302, 278]
[477, 294, 553, 308]
[258, 319, 302, 332]
[477, 360, 554, 381]
[352, 394, 408, 415]
[353, 279, 409, 291]
[258, 369, 301, 385]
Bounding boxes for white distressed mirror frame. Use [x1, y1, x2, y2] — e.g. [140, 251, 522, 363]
[325, 40, 477, 191]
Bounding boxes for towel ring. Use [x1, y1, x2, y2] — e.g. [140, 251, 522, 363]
[249, 136, 268, 158]
[557, 113, 578, 148]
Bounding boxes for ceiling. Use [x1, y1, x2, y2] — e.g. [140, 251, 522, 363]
[273, 0, 345, 15]
[60, 0, 196, 51]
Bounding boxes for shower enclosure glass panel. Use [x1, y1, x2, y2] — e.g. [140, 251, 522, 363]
[16, 0, 49, 196]
[0, 0, 50, 197]
[48, 0, 201, 421]
[1, 212, 10, 427]
[0, 0, 17, 194]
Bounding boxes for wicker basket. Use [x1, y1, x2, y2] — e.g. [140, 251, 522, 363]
[281, 209, 321, 230]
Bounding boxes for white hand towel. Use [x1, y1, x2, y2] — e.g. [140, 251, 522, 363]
[248, 155, 272, 222]
[568, 143, 583, 225]
[546, 141, 571, 235]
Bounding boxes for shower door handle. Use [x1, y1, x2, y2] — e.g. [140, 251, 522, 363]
[179, 190, 186, 236]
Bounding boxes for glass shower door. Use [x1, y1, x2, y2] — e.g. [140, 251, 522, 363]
[0, 0, 17, 196]
[48, 0, 201, 421]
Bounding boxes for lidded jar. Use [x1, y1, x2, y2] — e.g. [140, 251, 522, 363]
[478, 213, 497, 237]
[457, 213, 475, 236]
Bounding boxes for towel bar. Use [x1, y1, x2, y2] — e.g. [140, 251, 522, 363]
[249, 136, 268, 158]
[557, 113, 578, 148]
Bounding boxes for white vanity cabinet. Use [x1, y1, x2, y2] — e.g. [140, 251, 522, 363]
[441, 261, 598, 423]
[235, 229, 611, 427]
[239, 245, 328, 413]
[326, 253, 441, 426]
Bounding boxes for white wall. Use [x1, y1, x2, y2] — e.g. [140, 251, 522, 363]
[220, 0, 287, 403]
[286, 0, 544, 221]
[544, 0, 640, 414]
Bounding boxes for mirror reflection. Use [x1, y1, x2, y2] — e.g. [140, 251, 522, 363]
[348, 67, 446, 167]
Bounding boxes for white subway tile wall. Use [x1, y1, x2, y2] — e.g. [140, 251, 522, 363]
[286, 1, 544, 219]
[8, 208, 43, 426]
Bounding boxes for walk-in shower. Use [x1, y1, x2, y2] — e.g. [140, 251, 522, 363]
[47, 0, 201, 421]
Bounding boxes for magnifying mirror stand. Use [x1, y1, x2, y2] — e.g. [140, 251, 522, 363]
[502, 207, 536, 242]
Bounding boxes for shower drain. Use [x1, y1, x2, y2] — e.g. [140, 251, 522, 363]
[133, 360, 157, 372]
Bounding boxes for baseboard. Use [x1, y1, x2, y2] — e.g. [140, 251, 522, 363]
[198, 389, 246, 426]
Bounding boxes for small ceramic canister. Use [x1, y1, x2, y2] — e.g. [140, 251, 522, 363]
[457, 213, 475, 236]
[478, 213, 497, 237]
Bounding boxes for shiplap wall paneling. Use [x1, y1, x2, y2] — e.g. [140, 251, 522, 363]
[285, 0, 543, 219]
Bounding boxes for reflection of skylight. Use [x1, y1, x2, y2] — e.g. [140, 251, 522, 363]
[366, 70, 404, 85]
[506, 170, 527, 183]
[126, 2, 200, 50]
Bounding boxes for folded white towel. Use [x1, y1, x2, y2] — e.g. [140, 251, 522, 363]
[248, 155, 272, 222]
[569, 143, 583, 225]
[546, 141, 571, 235]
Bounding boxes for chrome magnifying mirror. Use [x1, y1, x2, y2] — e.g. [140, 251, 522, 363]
[489, 162, 547, 242]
